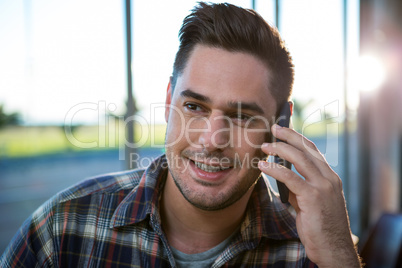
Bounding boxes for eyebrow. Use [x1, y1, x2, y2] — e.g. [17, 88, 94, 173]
[180, 89, 212, 103]
[180, 89, 264, 114]
[228, 101, 264, 115]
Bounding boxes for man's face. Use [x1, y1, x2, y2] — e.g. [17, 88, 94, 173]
[164, 44, 277, 211]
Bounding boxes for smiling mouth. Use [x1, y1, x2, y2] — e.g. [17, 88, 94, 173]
[192, 160, 231, 173]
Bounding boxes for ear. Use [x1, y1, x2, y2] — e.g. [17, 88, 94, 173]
[288, 100, 294, 116]
[165, 77, 173, 123]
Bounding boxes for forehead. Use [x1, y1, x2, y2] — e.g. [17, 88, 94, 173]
[174, 45, 277, 116]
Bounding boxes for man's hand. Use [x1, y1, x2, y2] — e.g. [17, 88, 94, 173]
[258, 124, 361, 267]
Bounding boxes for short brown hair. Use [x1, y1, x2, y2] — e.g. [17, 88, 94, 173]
[171, 2, 294, 108]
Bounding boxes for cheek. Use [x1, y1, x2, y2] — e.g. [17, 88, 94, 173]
[232, 131, 267, 164]
[233, 128, 267, 149]
[165, 107, 185, 141]
[165, 115, 203, 151]
[233, 146, 265, 175]
[165, 122, 182, 150]
[184, 117, 210, 141]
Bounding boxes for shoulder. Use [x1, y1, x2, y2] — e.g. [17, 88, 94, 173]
[56, 168, 146, 203]
[1, 156, 169, 267]
[22, 168, 147, 233]
[14, 168, 144, 224]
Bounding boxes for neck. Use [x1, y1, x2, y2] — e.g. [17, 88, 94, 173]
[160, 174, 253, 254]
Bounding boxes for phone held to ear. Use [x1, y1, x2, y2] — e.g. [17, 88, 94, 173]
[274, 101, 292, 203]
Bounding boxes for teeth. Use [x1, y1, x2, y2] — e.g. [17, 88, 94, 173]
[194, 161, 230, 173]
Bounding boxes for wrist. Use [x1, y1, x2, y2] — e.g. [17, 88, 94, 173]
[316, 245, 362, 268]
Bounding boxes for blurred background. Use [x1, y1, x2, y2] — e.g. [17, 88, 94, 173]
[0, 0, 401, 265]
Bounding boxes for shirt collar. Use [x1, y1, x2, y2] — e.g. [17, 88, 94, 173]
[240, 175, 299, 241]
[111, 155, 299, 241]
[111, 155, 167, 228]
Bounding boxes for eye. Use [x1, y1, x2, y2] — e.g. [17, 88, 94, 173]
[233, 113, 251, 121]
[183, 102, 205, 113]
[231, 112, 252, 121]
[186, 103, 199, 110]
[231, 112, 257, 127]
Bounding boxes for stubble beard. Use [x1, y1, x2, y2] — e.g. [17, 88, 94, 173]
[163, 121, 268, 211]
[165, 149, 262, 211]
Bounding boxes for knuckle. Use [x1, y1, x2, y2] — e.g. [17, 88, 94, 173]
[301, 137, 320, 155]
[321, 177, 343, 194]
[281, 167, 298, 182]
[287, 170, 299, 180]
[303, 155, 315, 168]
[301, 136, 316, 149]
[326, 174, 343, 191]
[334, 175, 343, 190]
[320, 179, 336, 194]
[298, 152, 316, 171]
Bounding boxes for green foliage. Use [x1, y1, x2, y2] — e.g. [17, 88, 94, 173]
[0, 104, 21, 128]
[0, 123, 167, 158]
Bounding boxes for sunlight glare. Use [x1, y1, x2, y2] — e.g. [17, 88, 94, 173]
[353, 55, 387, 93]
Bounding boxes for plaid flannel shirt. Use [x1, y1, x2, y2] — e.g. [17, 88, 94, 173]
[1, 154, 317, 267]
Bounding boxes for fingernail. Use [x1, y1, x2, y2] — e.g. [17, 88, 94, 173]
[261, 143, 269, 148]
[274, 124, 282, 129]
[258, 161, 268, 169]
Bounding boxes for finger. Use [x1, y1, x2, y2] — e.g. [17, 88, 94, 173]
[288, 192, 300, 213]
[261, 142, 323, 184]
[271, 124, 325, 163]
[271, 124, 335, 180]
[258, 160, 310, 197]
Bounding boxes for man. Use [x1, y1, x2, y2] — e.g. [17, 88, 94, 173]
[1, 2, 361, 267]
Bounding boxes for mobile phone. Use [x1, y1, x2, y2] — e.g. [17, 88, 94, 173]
[274, 101, 292, 203]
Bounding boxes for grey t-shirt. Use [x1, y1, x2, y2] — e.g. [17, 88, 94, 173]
[171, 231, 238, 268]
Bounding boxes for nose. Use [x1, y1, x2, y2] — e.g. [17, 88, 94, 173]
[197, 112, 231, 151]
